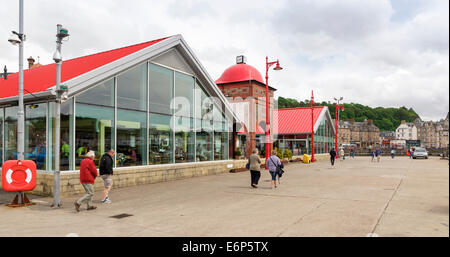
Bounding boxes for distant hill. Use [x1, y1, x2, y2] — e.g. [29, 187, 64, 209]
[276, 96, 420, 132]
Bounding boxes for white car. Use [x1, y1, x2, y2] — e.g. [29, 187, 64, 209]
[412, 148, 428, 159]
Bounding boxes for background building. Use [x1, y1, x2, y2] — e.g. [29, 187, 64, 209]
[415, 114, 449, 148]
[338, 119, 380, 148]
[396, 120, 417, 140]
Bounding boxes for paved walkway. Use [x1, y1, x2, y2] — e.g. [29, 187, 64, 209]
[0, 156, 448, 237]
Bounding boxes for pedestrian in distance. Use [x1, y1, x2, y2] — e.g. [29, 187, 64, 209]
[74, 151, 98, 212]
[391, 149, 396, 159]
[376, 149, 382, 162]
[266, 150, 283, 189]
[371, 150, 375, 162]
[100, 149, 115, 204]
[340, 148, 345, 161]
[350, 148, 355, 158]
[329, 148, 337, 166]
[248, 149, 261, 188]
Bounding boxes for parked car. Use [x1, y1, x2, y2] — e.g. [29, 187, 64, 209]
[413, 147, 428, 159]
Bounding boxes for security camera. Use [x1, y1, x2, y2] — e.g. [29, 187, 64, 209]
[8, 33, 21, 45]
[53, 50, 62, 63]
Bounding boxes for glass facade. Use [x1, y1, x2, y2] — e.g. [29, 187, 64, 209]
[0, 61, 230, 171]
[60, 99, 74, 171]
[25, 103, 47, 170]
[75, 78, 115, 167]
[4, 107, 18, 161]
[149, 113, 172, 164]
[117, 63, 148, 167]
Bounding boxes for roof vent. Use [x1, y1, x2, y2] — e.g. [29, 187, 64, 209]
[236, 55, 247, 64]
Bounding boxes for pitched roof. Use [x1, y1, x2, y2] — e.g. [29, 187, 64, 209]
[0, 37, 169, 100]
[238, 107, 328, 135]
[273, 107, 325, 134]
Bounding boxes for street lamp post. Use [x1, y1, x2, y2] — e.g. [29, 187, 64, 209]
[7, 0, 25, 204]
[334, 97, 344, 157]
[311, 90, 315, 162]
[265, 56, 282, 168]
[51, 24, 69, 208]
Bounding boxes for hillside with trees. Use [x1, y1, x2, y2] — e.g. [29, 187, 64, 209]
[276, 96, 420, 132]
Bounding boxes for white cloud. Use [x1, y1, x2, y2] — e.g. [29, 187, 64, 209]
[0, 0, 448, 121]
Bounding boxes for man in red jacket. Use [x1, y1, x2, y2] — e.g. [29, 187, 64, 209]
[74, 151, 98, 212]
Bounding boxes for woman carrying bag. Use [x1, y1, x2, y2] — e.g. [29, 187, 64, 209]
[266, 150, 284, 189]
[247, 149, 261, 188]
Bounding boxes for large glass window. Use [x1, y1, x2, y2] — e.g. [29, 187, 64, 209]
[195, 81, 213, 162]
[174, 116, 194, 163]
[25, 103, 47, 170]
[117, 63, 147, 111]
[214, 120, 227, 160]
[75, 78, 115, 168]
[117, 63, 147, 167]
[117, 110, 146, 166]
[4, 107, 18, 161]
[149, 64, 173, 115]
[60, 99, 74, 171]
[149, 113, 173, 164]
[196, 118, 213, 162]
[213, 105, 228, 160]
[174, 72, 194, 118]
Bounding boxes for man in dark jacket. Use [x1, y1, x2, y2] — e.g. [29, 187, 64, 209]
[100, 149, 115, 204]
[329, 148, 337, 166]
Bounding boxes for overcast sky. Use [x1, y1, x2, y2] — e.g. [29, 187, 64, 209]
[1, 0, 448, 121]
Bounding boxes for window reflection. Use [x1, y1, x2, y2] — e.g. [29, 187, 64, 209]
[75, 79, 115, 168]
[117, 63, 147, 167]
[25, 103, 47, 169]
[5, 107, 18, 161]
[174, 116, 194, 163]
[149, 113, 172, 164]
[149, 64, 173, 115]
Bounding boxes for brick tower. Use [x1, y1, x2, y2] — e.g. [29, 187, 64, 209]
[215, 56, 276, 158]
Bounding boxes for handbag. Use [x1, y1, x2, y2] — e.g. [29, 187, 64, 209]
[268, 156, 285, 177]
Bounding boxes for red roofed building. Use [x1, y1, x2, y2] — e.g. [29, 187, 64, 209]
[216, 56, 277, 158]
[0, 35, 237, 178]
[216, 56, 335, 158]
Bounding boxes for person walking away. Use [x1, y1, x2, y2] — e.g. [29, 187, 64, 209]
[329, 148, 337, 166]
[350, 148, 355, 158]
[376, 149, 382, 162]
[391, 149, 395, 159]
[340, 148, 345, 161]
[249, 149, 261, 188]
[371, 150, 375, 162]
[75, 151, 97, 212]
[266, 150, 283, 189]
[100, 149, 115, 204]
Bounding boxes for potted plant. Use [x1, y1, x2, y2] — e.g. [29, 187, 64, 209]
[235, 148, 242, 159]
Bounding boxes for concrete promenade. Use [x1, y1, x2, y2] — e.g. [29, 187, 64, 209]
[0, 156, 448, 237]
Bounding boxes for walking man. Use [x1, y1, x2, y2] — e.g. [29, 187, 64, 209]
[100, 149, 115, 204]
[74, 151, 97, 212]
[329, 148, 337, 166]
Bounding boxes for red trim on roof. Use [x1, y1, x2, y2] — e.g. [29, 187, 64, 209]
[0, 37, 170, 100]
